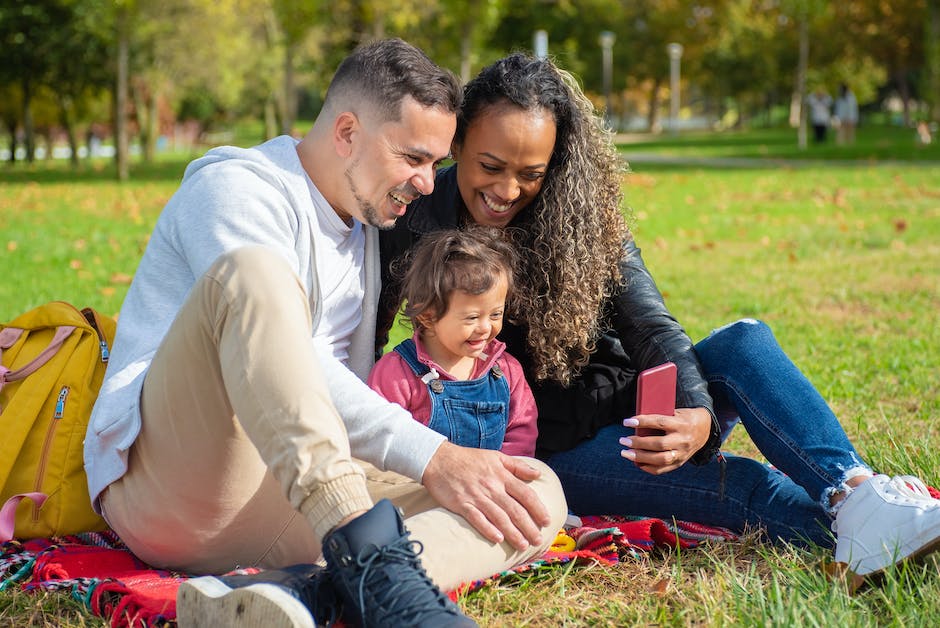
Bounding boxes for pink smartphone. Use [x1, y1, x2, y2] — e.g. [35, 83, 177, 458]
[634, 362, 676, 436]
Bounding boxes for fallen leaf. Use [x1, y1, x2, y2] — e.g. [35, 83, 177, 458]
[649, 578, 670, 596]
[822, 560, 866, 595]
[110, 272, 134, 285]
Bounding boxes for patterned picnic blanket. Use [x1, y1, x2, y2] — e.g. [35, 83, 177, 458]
[0, 516, 737, 627]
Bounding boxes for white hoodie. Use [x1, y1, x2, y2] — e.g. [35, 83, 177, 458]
[83, 135, 445, 511]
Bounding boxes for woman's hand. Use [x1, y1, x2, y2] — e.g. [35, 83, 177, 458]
[618, 407, 712, 474]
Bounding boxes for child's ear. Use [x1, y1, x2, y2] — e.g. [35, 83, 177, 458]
[415, 313, 435, 332]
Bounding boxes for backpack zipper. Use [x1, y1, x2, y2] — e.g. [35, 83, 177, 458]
[32, 385, 69, 522]
[81, 308, 110, 363]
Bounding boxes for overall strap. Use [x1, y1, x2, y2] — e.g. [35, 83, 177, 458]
[393, 339, 442, 389]
[393, 339, 428, 376]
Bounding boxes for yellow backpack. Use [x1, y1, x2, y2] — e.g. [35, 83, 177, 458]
[0, 301, 116, 541]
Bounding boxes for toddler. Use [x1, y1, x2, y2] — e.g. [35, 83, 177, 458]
[368, 226, 537, 456]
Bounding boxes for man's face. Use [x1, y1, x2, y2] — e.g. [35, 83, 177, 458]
[341, 96, 455, 230]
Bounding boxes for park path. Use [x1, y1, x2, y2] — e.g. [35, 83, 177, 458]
[613, 134, 940, 169]
[618, 152, 940, 169]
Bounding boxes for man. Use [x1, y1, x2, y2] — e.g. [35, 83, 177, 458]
[84, 39, 567, 627]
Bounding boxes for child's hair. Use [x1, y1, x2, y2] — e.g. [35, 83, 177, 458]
[395, 226, 518, 331]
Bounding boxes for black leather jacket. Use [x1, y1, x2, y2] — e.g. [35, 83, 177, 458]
[378, 165, 721, 463]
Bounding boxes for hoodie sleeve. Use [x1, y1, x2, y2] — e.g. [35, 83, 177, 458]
[499, 354, 538, 458]
[317, 346, 445, 481]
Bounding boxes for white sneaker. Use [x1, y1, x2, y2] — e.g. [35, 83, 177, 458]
[833, 474, 940, 576]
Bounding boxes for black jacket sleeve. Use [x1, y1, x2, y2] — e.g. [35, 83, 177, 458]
[608, 238, 721, 464]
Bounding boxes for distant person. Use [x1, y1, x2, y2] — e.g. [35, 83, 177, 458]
[916, 120, 933, 145]
[835, 83, 859, 145]
[806, 87, 833, 143]
[369, 226, 537, 457]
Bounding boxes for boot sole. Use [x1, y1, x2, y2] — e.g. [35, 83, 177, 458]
[177, 577, 316, 628]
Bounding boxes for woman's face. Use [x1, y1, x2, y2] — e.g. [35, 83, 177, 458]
[453, 105, 557, 228]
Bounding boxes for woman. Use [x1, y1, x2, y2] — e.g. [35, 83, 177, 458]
[379, 53, 940, 578]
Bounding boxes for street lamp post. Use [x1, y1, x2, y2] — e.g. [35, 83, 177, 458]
[599, 31, 616, 128]
[667, 42, 683, 135]
[534, 30, 548, 59]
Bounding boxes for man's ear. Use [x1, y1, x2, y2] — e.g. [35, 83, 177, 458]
[450, 139, 460, 162]
[332, 111, 358, 158]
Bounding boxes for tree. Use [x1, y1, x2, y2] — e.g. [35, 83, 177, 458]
[0, 1, 74, 162]
[833, 0, 929, 126]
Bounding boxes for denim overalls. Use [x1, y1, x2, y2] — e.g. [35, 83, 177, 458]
[393, 339, 509, 450]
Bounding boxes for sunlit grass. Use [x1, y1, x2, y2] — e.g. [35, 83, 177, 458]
[1, 133, 939, 626]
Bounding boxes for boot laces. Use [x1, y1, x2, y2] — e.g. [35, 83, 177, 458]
[354, 536, 456, 624]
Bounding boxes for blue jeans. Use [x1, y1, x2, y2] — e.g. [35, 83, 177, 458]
[545, 319, 871, 548]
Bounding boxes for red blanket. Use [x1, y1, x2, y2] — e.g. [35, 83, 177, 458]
[1, 517, 736, 627]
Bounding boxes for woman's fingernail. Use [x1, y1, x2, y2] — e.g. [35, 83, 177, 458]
[619, 437, 633, 447]
[623, 417, 639, 427]
[620, 449, 636, 461]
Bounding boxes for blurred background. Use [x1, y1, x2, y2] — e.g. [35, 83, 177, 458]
[2, 0, 938, 178]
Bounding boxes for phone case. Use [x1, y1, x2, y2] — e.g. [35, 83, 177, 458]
[635, 362, 676, 436]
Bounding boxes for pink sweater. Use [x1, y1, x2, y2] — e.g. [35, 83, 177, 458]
[368, 334, 538, 457]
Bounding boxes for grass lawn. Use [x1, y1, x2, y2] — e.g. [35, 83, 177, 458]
[1, 128, 939, 626]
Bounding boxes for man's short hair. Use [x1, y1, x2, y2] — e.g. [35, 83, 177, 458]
[325, 38, 461, 122]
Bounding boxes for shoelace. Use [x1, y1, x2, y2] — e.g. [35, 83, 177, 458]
[832, 475, 939, 535]
[354, 537, 456, 624]
[301, 574, 340, 627]
[887, 475, 937, 503]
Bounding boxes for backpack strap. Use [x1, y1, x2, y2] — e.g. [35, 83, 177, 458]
[0, 492, 47, 543]
[0, 325, 76, 387]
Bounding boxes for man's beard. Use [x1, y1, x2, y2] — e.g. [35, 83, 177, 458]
[345, 165, 395, 231]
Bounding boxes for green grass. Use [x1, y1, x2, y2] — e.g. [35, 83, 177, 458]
[2, 128, 939, 626]
[617, 124, 940, 162]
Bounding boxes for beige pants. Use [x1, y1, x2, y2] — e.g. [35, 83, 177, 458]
[100, 247, 567, 591]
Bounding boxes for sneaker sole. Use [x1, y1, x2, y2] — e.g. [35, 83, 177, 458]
[177, 577, 316, 628]
[852, 534, 940, 578]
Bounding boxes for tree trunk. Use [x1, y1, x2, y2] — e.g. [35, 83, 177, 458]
[4, 118, 16, 164]
[460, 22, 472, 84]
[264, 96, 278, 141]
[132, 81, 158, 163]
[40, 129, 53, 160]
[21, 78, 35, 163]
[928, 0, 940, 122]
[114, 4, 130, 181]
[896, 68, 912, 127]
[794, 12, 809, 150]
[281, 44, 296, 136]
[646, 78, 661, 133]
[59, 94, 80, 167]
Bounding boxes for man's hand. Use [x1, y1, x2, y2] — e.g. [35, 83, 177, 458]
[619, 406, 712, 474]
[421, 442, 550, 550]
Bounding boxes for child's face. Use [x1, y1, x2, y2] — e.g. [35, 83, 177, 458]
[422, 272, 508, 366]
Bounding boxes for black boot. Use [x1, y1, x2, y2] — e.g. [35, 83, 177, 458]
[322, 499, 477, 627]
[177, 563, 339, 628]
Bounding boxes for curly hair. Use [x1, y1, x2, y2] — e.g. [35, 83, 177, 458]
[458, 53, 629, 385]
[396, 226, 517, 332]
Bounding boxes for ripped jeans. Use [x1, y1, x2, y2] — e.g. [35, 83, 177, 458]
[545, 319, 871, 548]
